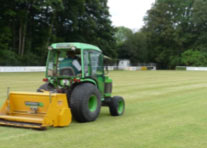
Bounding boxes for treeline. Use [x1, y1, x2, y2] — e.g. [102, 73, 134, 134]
[116, 0, 207, 69]
[0, 0, 115, 66]
[1, 0, 207, 69]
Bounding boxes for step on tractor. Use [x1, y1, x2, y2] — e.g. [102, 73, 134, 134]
[0, 42, 125, 129]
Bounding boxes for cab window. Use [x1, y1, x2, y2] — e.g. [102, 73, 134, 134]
[83, 50, 103, 77]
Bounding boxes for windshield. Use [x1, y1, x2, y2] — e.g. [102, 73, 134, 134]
[47, 50, 81, 77]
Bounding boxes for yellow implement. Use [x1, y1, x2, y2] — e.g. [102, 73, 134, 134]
[0, 91, 72, 129]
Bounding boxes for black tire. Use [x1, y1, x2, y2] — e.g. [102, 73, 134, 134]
[70, 83, 101, 122]
[37, 82, 54, 92]
[109, 96, 125, 116]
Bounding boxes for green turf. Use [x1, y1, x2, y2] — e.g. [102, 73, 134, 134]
[1, 71, 207, 148]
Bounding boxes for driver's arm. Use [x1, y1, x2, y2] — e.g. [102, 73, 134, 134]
[72, 60, 81, 72]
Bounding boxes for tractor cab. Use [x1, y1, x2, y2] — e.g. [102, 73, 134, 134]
[45, 43, 107, 97]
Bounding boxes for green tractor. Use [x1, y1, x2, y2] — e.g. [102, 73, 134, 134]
[38, 42, 125, 122]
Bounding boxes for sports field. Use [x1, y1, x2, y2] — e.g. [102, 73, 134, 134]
[0, 71, 207, 148]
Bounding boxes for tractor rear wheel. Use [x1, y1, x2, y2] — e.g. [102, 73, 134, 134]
[70, 83, 101, 122]
[109, 96, 125, 116]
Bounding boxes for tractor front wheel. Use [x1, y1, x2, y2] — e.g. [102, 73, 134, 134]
[109, 96, 125, 116]
[70, 83, 101, 122]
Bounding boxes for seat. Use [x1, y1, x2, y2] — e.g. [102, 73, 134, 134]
[60, 67, 75, 76]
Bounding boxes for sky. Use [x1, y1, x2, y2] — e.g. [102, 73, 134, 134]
[108, 0, 156, 31]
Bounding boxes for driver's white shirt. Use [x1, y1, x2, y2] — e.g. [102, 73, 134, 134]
[72, 60, 81, 71]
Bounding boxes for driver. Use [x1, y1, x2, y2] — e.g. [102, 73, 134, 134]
[59, 51, 81, 75]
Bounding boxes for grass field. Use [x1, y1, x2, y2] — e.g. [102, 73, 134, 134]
[1, 71, 207, 148]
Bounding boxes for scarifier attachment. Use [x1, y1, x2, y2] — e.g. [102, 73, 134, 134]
[0, 91, 72, 129]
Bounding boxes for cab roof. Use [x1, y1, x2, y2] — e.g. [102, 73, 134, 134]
[50, 42, 102, 52]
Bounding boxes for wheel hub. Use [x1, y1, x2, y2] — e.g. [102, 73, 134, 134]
[88, 95, 97, 112]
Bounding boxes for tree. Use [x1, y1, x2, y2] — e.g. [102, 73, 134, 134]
[143, 0, 195, 68]
[54, 0, 116, 57]
[114, 26, 133, 46]
[0, 0, 116, 65]
[181, 49, 207, 66]
[191, 0, 207, 51]
[118, 31, 148, 65]
[115, 0, 207, 68]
